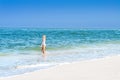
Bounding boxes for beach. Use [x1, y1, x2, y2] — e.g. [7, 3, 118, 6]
[0, 55, 120, 80]
[0, 0, 119, 79]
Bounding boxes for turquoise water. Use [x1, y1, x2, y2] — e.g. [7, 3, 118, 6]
[0, 28, 120, 77]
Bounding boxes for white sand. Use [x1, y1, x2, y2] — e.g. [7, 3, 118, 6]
[0, 56, 120, 80]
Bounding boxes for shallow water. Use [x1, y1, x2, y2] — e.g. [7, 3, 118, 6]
[0, 28, 120, 77]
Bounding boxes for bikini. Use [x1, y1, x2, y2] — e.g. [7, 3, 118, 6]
[41, 40, 46, 47]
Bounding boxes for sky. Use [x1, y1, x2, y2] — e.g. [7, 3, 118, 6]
[0, 0, 120, 28]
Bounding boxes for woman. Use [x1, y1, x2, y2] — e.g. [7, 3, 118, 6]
[41, 35, 46, 57]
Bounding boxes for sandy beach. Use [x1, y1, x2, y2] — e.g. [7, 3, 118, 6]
[0, 55, 120, 80]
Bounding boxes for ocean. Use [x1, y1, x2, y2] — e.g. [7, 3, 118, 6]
[0, 28, 120, 77]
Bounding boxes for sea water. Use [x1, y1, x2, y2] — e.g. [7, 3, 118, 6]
[0, 28, 120, 77]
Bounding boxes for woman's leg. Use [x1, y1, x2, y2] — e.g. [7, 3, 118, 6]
[42, 45, 46, 57]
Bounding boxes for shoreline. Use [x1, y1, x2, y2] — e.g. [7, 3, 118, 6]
[0, 55, 120, 80]
[0, 55, 117, 78]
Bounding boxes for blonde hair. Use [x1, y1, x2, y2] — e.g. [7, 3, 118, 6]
[42, 35, 46, 41]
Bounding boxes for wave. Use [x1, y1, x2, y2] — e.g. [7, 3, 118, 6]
[0, 40, 120, 55]
[16, 63, 57, 69]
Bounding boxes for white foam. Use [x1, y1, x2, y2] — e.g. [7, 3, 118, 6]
[16, 63, 56, 69]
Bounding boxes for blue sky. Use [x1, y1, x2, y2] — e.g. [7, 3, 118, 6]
[0, 0, 120, 28]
